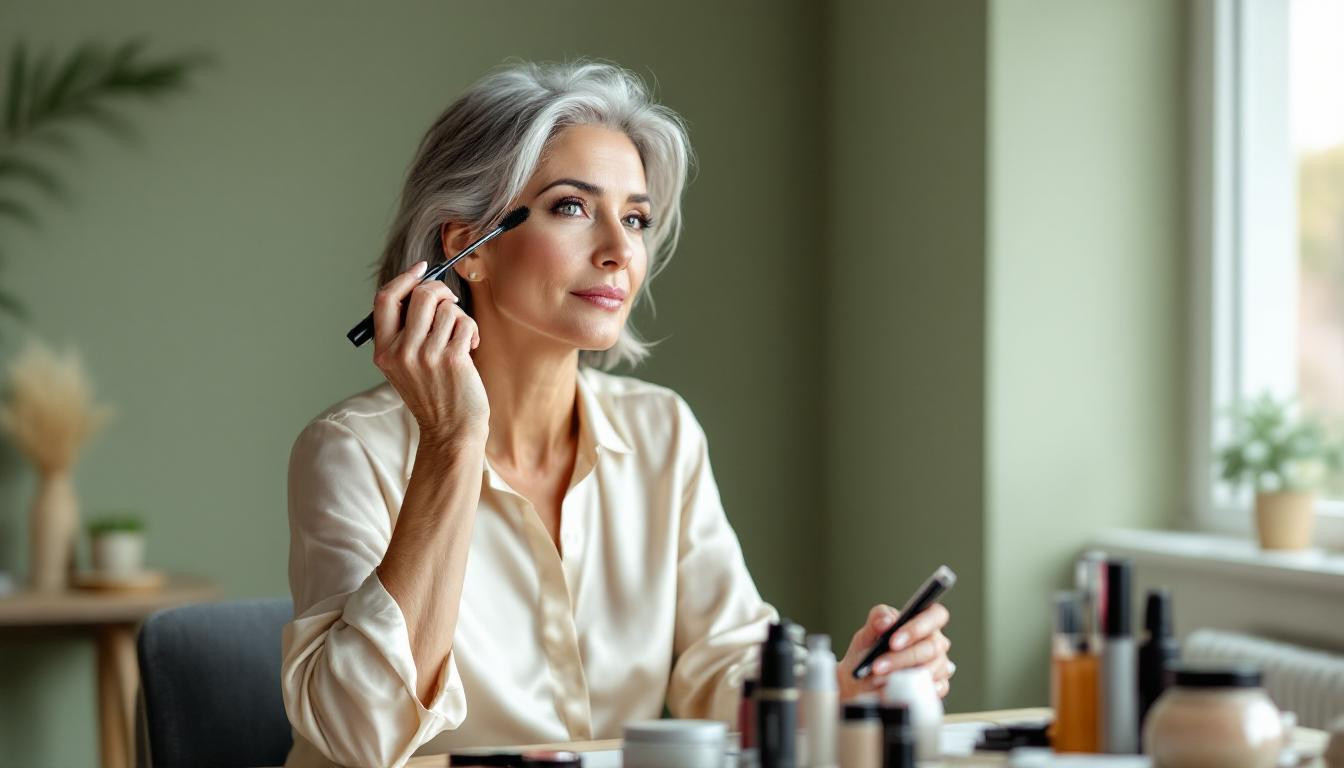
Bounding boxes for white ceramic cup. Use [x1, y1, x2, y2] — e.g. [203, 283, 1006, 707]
[881, 667, 943, 760]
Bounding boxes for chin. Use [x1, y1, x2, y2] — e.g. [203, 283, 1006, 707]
[574, 331, 622, 352]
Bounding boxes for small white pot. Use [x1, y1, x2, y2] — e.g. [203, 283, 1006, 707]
[91, 532, 145, 576]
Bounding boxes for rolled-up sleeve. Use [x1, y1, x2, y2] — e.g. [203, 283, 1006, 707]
[281, 418, 467, 768]
[665, 397, 779, 723]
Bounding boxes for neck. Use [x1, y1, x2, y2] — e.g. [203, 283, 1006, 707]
[468, 304, 581, 471]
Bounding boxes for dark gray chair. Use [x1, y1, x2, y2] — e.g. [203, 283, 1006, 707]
[136, 598, 294, 768]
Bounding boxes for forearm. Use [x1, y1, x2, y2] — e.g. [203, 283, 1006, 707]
[376, 431, 485, 706]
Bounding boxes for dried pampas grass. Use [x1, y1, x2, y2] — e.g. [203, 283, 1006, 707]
[0, 338, 114, 472]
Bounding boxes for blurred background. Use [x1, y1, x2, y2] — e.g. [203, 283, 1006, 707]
[3, 1, 1342, 766]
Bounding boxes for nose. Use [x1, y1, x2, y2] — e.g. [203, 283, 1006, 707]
[592, 211, 634, 271]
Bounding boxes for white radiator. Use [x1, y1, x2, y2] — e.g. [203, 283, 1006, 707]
[1183, 628, 1344, 729]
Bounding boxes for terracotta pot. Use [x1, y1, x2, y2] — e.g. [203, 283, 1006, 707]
[28, 469, 79, 591]
[1254, 491, 1316, 550]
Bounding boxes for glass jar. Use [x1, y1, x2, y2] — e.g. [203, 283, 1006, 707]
[1143, 663, 1284, 768]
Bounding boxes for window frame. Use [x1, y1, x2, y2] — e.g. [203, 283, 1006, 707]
[1188, 0, 1344, 548]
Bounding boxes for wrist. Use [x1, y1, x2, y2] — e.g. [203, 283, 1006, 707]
[418, 424, 487, 456]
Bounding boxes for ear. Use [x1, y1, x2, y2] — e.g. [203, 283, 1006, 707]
[440, 220, 488, 281]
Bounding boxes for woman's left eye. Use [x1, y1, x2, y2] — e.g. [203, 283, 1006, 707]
[623, 213, 653, 230]
[554, 200, 584, 217]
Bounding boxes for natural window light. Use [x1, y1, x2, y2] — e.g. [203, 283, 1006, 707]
[1292, 0, 1344, 499]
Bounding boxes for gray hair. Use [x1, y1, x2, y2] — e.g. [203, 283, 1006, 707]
[373, 58, 693, 370]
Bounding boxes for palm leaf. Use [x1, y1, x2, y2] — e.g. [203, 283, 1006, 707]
[0, 153, 70, 202]
[1, 39, 212, 147]
[0, 196, 38, 227]
[40, 43, 97, 116]
[5, 42, 27, 136]
[0, 288, 27, 321]
[0, 39, 210, 331]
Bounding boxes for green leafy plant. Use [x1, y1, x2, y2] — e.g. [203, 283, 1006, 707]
[0, 40, 212, 328]
[1217, 392, 1344, 493]
[86, 511, 144, 537]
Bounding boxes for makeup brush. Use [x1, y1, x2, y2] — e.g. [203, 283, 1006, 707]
[347, 205, 531, 348]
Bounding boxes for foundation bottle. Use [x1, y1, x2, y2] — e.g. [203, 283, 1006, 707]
[1050, 590, 1100, 753]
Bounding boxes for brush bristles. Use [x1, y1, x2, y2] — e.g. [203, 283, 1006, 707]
[499, 206, 530, 231]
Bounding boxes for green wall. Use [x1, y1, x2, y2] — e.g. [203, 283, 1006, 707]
[822, 0, 990, 714]
[821, 0, 1186, 712]
[0, 1, 1187, 765]
[0, 3, 826, 765]
[984, 0, 1186, 707]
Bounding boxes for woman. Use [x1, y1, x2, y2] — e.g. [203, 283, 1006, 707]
[281, 60, 953, 768]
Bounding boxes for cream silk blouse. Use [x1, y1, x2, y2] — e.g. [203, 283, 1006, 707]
[281, 366, 779, 768]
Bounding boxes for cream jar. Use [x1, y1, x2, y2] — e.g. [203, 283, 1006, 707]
[1143, 663, 1284, 768]
[623, 720, 727, 768]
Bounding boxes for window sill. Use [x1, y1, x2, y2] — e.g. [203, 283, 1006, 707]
[1094, 528, 1344, 595]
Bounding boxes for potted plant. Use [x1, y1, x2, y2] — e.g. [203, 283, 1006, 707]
[0, 339, 114, 589]
[86, 512, 145, 576]
[1217, 393, 1343, 550]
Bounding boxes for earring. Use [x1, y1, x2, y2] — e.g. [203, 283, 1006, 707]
[468, 272, 478, 281]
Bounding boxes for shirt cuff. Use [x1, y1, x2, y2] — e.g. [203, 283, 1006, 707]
[342, 568, 466, 723]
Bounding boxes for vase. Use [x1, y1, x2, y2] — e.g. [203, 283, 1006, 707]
[1254, 491, 1316, 550]
[28, 469, 78, 591]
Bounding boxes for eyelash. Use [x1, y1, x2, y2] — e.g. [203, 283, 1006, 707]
[552, 196, 656, 231]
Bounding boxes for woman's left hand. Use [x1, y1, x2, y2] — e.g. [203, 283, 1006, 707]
[835, 603, 954, 701]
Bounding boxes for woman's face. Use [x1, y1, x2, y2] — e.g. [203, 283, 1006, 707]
[453, 124, 653, 355]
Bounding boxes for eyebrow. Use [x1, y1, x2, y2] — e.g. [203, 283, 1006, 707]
[538, 177, 651, 204]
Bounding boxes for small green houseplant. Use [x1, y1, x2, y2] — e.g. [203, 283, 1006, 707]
[86, 511, 145, 575]
[1217, 392, 1343, 549]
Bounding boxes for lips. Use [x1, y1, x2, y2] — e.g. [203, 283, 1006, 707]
[572, 285, 628, 301]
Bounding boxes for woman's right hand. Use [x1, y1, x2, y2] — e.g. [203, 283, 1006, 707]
[372, 260, 490, 446]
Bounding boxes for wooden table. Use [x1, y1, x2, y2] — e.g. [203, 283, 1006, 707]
[0, 574, 219, 768]
[392, 707, 1331, 767]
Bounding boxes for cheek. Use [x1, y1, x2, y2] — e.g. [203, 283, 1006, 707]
[499, 231, 578, 289]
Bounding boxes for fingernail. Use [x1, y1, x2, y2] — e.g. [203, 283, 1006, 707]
[892, 632, 910, 650]
[948, 661, 958, 675]
[411, 260, 427, 274]
[873, 659, 891, 674]
[878, 613, 895, 629]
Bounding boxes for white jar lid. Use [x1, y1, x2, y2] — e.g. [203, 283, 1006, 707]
[623, 720, 727, 745]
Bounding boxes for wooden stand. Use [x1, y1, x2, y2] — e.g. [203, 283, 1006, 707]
[0, 574, 218, 768]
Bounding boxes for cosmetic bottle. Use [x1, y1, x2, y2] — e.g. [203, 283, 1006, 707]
[1138, 589, 1179, 732]
[802, 635, 837, 768]
[1049, 590, 1100, 753]
[879, 704, 915, 768]
[758, 620, 798, 768]
[837, 700, 882, 768]
[880, 668, 941, 760]
[1100, 558, 1138, 754]
[740, 678, 758, 751]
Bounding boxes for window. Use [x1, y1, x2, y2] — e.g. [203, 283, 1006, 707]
[1293, 0, 1344, 499]
[1190, 0, 1344, 547]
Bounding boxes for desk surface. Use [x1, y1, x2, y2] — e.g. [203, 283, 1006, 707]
[0, 573, 218, 626]
[394, 708, 1330, 767]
